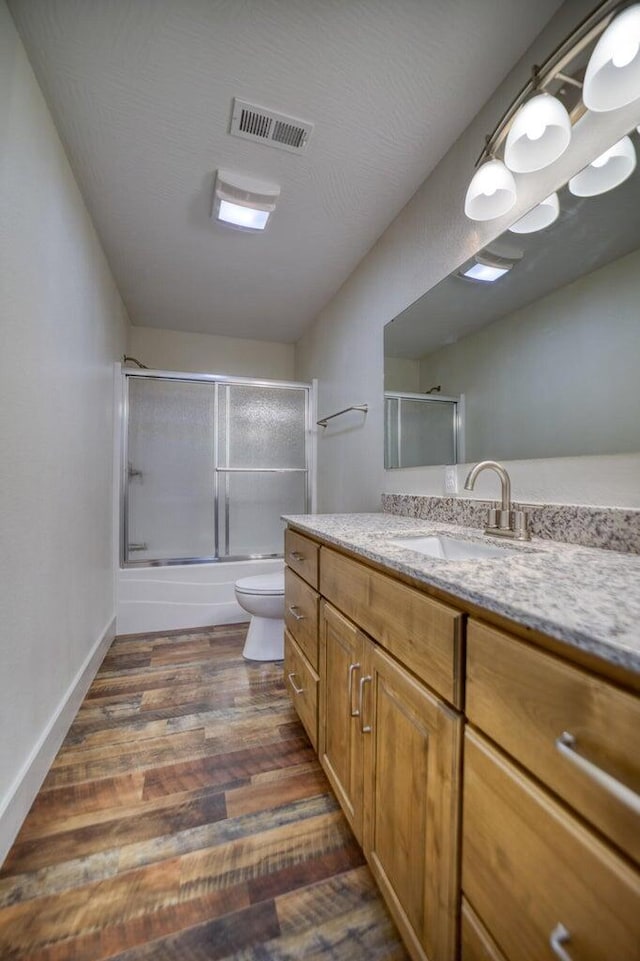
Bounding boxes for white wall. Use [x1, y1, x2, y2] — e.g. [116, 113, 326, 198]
[419, 246, 640, 461]
[0, 2, 129, 860]
[296, 0, 640, 510]
[128, 325, 296, 380]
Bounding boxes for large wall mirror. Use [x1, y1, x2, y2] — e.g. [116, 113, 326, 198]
[384, 125, 640, 469]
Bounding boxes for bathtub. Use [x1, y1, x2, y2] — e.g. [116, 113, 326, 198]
[117, 558, 284, 635]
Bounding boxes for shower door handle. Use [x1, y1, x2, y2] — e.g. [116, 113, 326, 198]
[128, 543, 148, 552]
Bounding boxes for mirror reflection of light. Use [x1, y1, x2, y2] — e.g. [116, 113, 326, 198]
[462, 263, 510, 283]
[569, 135, 637, 197]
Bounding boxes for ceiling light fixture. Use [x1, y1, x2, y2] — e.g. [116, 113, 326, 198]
[459, 252, 515, 283]
[465, 1, 640, 222]
[212, 169, 280, 232]
[583, 4, 640, 111]
[568, 134, 637, 196]
[508, 192, 560, 233]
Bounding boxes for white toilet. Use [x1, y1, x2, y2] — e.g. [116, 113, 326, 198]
[234, 570, 285, 661]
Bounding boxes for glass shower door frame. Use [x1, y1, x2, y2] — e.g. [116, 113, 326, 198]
[121, 369, 312, 567]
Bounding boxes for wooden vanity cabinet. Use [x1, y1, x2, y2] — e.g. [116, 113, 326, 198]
[463, 619, 640, 960]
[283, 525, 640, 961]
[283, 532, 320, 748]
[316, 545, 463, 961]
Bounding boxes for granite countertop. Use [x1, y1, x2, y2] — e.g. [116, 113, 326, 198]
[283, 512, 640, 674]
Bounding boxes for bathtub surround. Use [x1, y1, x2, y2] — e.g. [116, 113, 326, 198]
[382, 495, 640, 555]
[0, 2, 128, 862]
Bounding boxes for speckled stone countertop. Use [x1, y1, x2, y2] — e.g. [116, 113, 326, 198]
[283, 513, 640, 675]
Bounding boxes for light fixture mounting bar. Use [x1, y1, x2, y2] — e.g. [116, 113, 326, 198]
[475, 0, 621, 168]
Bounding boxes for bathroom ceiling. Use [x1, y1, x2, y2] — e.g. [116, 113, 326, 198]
[8, 0, 562, 343]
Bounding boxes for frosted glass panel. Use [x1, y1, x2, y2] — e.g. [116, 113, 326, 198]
[222, 472, 307, 556]
[385, 396, 457, 468]
[220, 385, 306, 468]
[127, 379, 215, 560]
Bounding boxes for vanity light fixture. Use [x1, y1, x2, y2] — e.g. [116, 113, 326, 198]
[504, 93, 571, 173]
[568, 134, 637, 195]
[583, 4, 640, 111]
[465, 1, 640, 222]
[508, 191, 560, 233]
[464, 158, 517, 221]
[212, 169, 280, 232]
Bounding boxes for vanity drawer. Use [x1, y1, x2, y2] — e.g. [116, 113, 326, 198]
[285, 529, 319, 589]
[320, 546, 463, 706]
[466, 619, 640, 862]
[284, 629, 318, 750]
[284, 567, 319, 670]
[463, 729, 640, 961]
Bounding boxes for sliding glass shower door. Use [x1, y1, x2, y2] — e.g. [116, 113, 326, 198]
[123, 373, 310, 565]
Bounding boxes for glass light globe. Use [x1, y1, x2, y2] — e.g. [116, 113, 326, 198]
[508, 193, 560, 234]
[504, 94, 571, 173]
[464, 159, 517, 221]
[584, 4, 640, 111]
[568, 136, 637, 197]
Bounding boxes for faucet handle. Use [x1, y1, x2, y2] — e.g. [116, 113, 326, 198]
[513, 510, 530, 540]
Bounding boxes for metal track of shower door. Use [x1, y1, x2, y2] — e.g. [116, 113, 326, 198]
[215, 467, 309, 557]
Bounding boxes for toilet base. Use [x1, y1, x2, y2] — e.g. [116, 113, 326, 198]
[242, 615, 284, 661]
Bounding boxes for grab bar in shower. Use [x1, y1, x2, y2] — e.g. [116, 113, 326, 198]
[316, 404, 368, 428]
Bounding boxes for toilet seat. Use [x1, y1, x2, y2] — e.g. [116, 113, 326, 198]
[235, 572, 284, 596]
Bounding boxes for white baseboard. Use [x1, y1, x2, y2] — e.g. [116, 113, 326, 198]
[0, 615, 116, 866]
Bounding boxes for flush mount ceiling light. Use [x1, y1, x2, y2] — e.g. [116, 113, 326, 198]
[508, 192, 560, 233]
[568, 134, 637, 196]
[459, 252, 516, 283]
[583, 4, 640, 111]
[504, 93, 571, 173]
[464, 159, 517, 221]
[464, 1, 640, 222]
[212, 169, 280, 232]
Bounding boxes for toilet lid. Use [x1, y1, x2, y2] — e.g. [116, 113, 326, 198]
[235, 571, 285, 595]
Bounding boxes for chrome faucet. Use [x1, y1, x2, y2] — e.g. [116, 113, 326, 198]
[464, 460, 530, 540]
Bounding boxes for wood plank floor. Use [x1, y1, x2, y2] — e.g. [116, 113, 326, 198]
[0, 624, 409, 960]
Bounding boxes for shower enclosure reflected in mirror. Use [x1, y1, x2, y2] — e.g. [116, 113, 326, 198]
[123, 371, 311, 565]
[384, 125, 640, 469]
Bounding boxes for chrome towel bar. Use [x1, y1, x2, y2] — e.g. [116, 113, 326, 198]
[316, 404, 368, 428]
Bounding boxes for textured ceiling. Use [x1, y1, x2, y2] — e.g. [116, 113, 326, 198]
[8, 0, 562, 343]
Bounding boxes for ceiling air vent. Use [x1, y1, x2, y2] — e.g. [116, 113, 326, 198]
[229, 99, 313, 154]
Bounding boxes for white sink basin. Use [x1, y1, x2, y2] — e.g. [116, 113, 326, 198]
[388, 534, 515, 561]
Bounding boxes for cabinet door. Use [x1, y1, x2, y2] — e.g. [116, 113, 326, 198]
[319, 601, 366, 843]
[363, 644, 462, 961]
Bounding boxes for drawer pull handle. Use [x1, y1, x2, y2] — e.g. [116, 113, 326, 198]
[555, 731, 640, 814]
[288, 605, 305, 621]
[359, 675, 372, 733]
[550, 924, 572, 961]
[288, 672, 304, 695]
[290, 551, 305, 561]
[348, 662, 361, 716]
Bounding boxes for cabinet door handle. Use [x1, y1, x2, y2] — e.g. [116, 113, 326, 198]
[288, 605, 305, 621]
[555, 731, 640, 814]
[288, 672, 304, 695]
[358, 675, 372, 733]
[290, 551, 305, 561]
[550, 924, 573, 961]
[347, 662, 361, 716]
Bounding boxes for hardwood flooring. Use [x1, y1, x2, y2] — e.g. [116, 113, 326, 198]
[0, 624, 409, 960]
